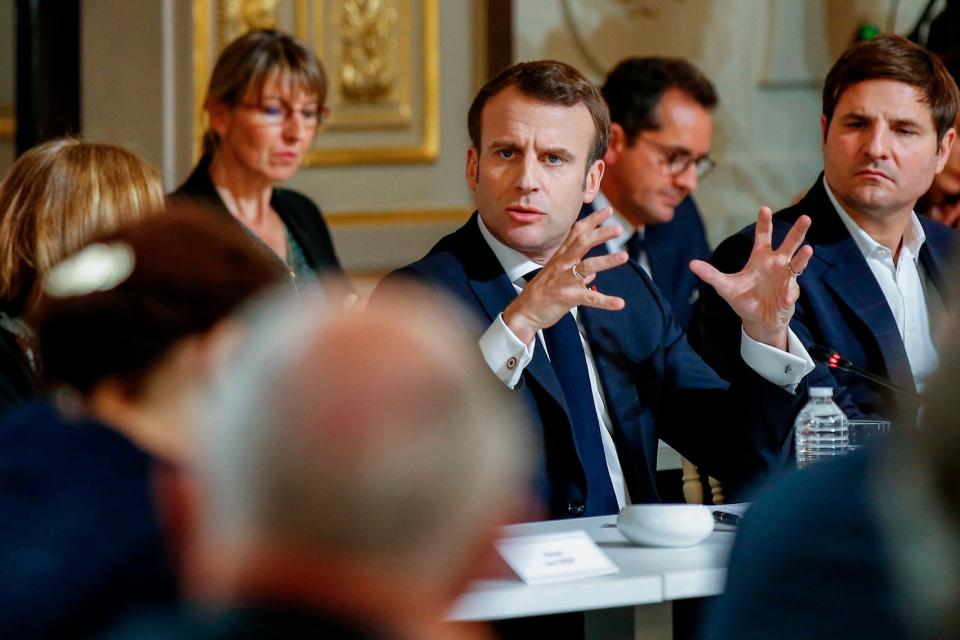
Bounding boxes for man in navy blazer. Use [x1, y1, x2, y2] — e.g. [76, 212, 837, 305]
[380, 60, 817, 517]
[698, 35, 959, 430]
[581, 57, 715, 331]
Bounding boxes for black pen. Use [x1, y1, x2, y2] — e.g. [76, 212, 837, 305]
[712, 510, 743, 526]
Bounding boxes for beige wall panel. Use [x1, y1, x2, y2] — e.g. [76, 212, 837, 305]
[328, 213, 468, 279]
[83, 1, 167, 177]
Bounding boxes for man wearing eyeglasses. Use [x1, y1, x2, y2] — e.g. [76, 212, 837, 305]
[583, 57, 717, 330]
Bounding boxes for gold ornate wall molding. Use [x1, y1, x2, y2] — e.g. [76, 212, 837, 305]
[192, 0, 438, 165]
[324, 206, 470, 227]
[218, 0, 281, 48]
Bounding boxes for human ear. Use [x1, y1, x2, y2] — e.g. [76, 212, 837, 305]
[936, 127, 957, 172]
[582, 159, 605, 203]
[466, 147, 480, 191]
[604, 124, 626, 165]
[207, 100, 232, 136]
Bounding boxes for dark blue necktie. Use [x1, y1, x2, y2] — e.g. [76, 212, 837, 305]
[524, 270, 619, 515]
[626, 231, 647, 267]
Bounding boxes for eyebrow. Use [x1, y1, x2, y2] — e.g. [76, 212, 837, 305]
[259, 94, 320, 104]
[889, 117, 923, 129]
[540, 147, 574, 159]
[840, 111, 923, 128]
[666, 144, 695, 157]
[487, 139, 575, 155]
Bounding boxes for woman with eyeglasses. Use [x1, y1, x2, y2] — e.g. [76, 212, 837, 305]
[174, 29, 345, 288]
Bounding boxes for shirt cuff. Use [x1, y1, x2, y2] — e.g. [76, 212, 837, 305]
[740, 327, 815, 393]
[479, 313, 535, 389]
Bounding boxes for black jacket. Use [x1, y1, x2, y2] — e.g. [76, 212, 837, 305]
[173, 155, 345, 277]
[0, 325, 37, 418]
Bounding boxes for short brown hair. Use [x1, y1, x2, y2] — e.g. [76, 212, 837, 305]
[34, 203, 288, 397]
[468, 60, 610, 168]
[602, 57, 717, 143]
[0, 138, 164, 317]
[823, 35, 960, 142]
[203, 29, 328, 155]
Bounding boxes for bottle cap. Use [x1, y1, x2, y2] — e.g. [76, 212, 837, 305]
[809, 386, 833, 398]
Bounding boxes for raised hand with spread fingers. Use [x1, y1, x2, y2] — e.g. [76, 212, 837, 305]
[502, 207, 629, 346]
[689, 207, 813, 351]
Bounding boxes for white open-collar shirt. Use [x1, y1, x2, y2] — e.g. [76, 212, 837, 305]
[823, 177, 939, 393]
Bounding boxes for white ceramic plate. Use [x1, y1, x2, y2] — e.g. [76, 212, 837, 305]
[617, 504, 714, 547]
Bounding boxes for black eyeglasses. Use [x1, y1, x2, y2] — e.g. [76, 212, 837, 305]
[638, 135, 716, 179]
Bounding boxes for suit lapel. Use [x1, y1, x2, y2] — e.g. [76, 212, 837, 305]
[643, 229, 675, 294]
[802, 185, 915, 393]
[917, 223, 955, 307]
[457, 217, 568, 408]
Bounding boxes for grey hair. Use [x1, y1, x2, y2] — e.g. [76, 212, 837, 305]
[198, 282, 532, 583]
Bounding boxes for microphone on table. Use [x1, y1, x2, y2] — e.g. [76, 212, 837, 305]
[808, 344, 918, 398]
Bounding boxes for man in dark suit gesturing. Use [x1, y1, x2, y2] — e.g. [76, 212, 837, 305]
[583, 57, 716, 331]
[699, 35, 959, 430]
[381, 61, 816, 516]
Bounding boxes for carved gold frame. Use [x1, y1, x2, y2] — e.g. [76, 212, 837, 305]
[192, 0, 438, 165]
[298, 0, 413, 131]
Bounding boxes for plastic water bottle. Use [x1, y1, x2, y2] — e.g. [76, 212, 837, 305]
[795, 387, 848, 468]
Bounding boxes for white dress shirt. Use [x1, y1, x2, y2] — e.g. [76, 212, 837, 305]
[823, 178, 939, 393]
[475, 216, 813, 508]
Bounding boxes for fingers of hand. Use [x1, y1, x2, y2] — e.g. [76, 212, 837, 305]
[778, 214, 812, 257]
[689, 259, 727, 292]
[581, 289, 625, 311]
[577, 251, 628, 279]
[565, 221, 623, 258]
[753, 207, 774, 249]
[788, 244, 814, 275]
[583, 206, 614, 225]
[564, 207, 622, 247]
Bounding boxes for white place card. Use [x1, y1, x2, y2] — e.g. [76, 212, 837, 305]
[495, 530, 620, 585]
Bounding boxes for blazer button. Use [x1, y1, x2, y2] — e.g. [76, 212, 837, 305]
[567, 502, 585, 516]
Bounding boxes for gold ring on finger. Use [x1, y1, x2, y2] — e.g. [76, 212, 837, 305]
[572, 263, 587, 281]
[787, 263, 803, 278]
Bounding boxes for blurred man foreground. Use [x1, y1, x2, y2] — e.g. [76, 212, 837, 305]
[124, 284, 532, 640]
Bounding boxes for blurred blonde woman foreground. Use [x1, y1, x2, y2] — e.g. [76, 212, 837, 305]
[0, 138, 164, 415]
[0, 206, 287, 638]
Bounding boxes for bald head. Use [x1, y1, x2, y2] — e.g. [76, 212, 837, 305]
[198, 283, 531, 586]
[277, 310, 466, 457]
